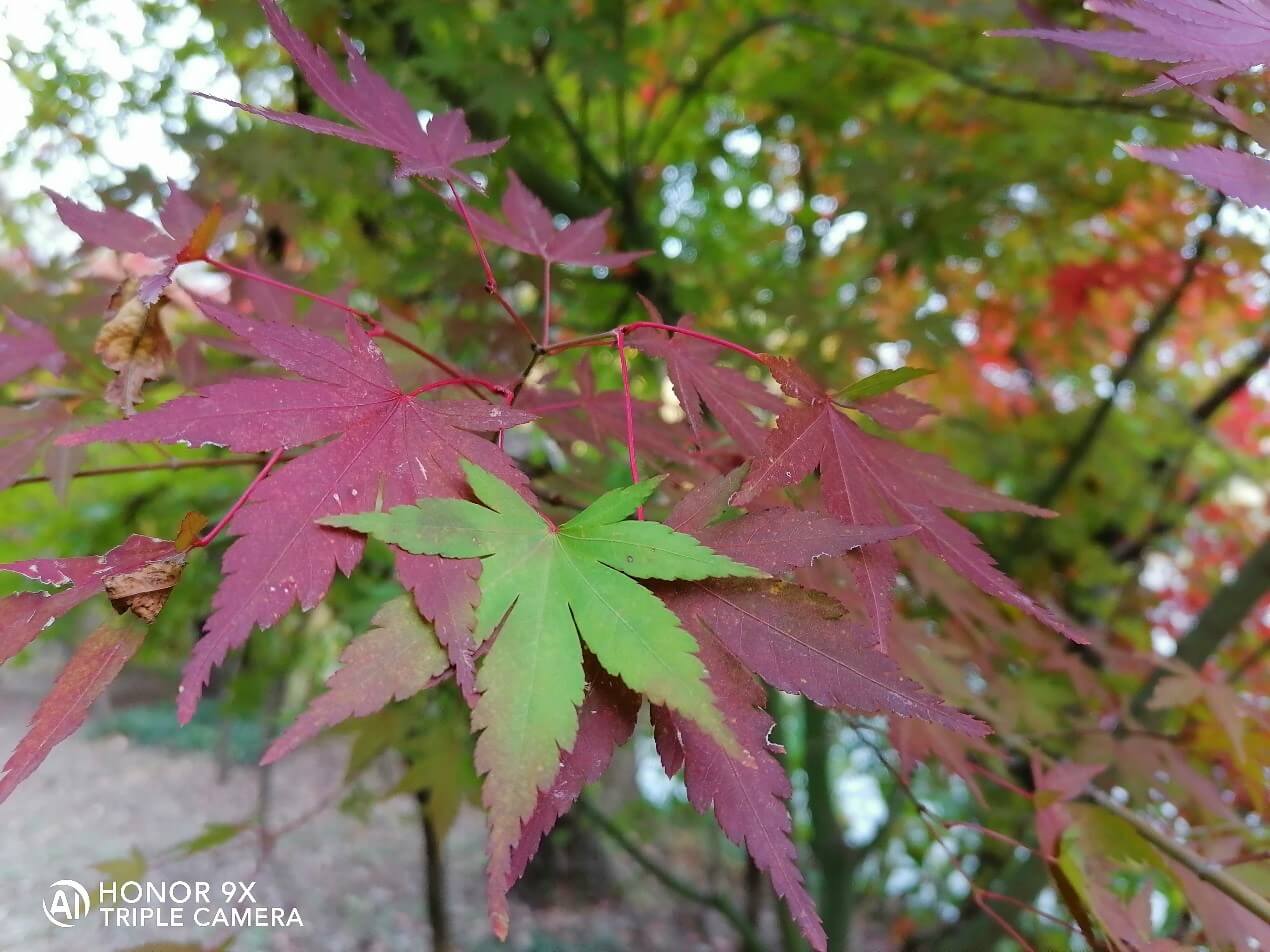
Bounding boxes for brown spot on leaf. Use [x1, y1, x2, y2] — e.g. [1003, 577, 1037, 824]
[103, 555, 187, 623]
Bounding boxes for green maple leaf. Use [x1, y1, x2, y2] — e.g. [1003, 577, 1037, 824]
[323, 461, 762, 931]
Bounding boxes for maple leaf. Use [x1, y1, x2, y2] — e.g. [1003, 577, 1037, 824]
[324, 462, 761, 936]
[735, 359, 1083, 644]
[0, 622, 144, 804]
[993, 0, 1270, 94]
[262, 595, 451, 764]
[891, 716, 1002, 805]
[200, 0, 504, 187]
[240, 261, 349, 336]
[0, 401, 79, 497]
[657, 470, 987, 733]
[509, 655, 641, 885]
[462, 171, 649, 269]
[45, 183, 225, 304]
[656, 626, 828, 952]
[95, 281, 175, 416]
[519, 355, 695, 463]
[429, 467, 978, 950]
[0, 535, 178, 666]
[59, 302, 534, 723]
[834, 367, 938, 431]
[1148, 668, 1263, 776]
[1125, 144, 1270, 211]
[0, 309, 64, 384]
[629, 309, 785, 455]
[1032, 760, 1107, 856]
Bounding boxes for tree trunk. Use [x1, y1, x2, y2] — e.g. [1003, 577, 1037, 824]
[803, 701, 852, 952]
[414, 791, 452, 952]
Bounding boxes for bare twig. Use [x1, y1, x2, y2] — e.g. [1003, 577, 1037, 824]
[10, 454, 297, 488]
[577, 798, 764, 952]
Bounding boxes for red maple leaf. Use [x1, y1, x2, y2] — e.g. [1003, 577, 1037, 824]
[629, 309, 785, 455]
[201, 0, 504, 187]
[658, 471, 986, 732]
[0, 309, 64, 385]
[463, 171, 649, 269]
[0, 534, 177, 664]
[60, 302, 534, 720]
[261, 596, 452, 765]
[994, 0, 1270, 94]
[0, 401, 79, 496]
[659, 627, 829, 950]
[519, 355, 695, 464]
[238, 261, 350, 337]
[508, 655, 641, 885]
[45, 183, 226, 303]
[0, 622, 144, 803]
[735, 358, 1082, 644]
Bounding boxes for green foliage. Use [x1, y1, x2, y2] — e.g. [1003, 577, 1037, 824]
[89, 699, 268, 764]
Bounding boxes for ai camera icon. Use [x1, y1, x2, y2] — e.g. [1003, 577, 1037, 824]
[43, 879, 91, 928]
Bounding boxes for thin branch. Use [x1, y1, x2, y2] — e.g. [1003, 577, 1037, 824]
[536, 67, 622, 196]
[193, 449, 285, 549]
[10, 454, 298, 488]
[1191, 331, 1270, 424]
[641, 14, 1226, 163]
[1132, 532, 1270, 710]
[1087, 784, 1270, 923]
[612, 327, 643, 519]
[1000, 727, 1270, 926]
[405, 376, 513, 399]
[445, 180, 538, 347]
[576, 798, 764, 952]
[201, 255, 474, 384]
[851, 727, 1052, 951]
[541, 262, 553, 344]
[545, 321, 765, 364]
[201, 256, 372, 321]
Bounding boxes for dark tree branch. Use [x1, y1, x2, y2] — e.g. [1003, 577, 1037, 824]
[576, 798, 765, 952]
[641, 14, 1229, 163]
[414, 792, 453, 952]
[1132, 533, 1270, 712]
[803, 702, 854, 952]
[1191, 332, 1270, 424]
[1026, 193, 1225, 515]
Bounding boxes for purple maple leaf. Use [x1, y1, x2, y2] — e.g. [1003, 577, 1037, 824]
[463, 171, 649, 268]
[45, 183, 225, 303]
[629, 307, 784, 455]
[200, 0, 504, 187]
[1127, 143, 1270, 209]
[994, 0, 1270, 94]
[0, 310, 64, 385]
[60, 303, 534, 722]
[0, 535, 177, 665]
[733, 368, 1082, 645]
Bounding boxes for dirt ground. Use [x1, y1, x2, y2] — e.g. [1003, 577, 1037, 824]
[0, 657, 740, 952]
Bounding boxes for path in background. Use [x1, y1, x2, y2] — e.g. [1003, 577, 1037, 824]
[0, 660, 729, 952]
